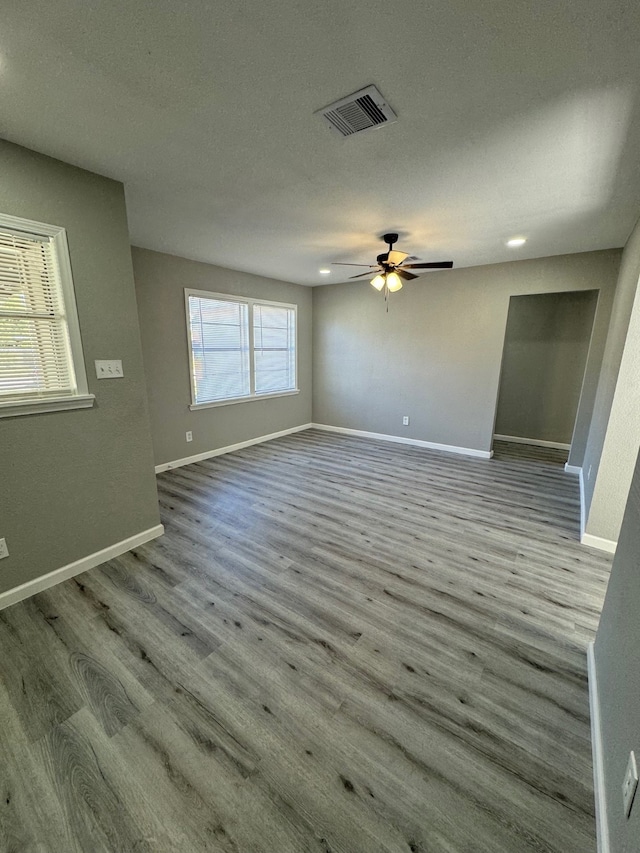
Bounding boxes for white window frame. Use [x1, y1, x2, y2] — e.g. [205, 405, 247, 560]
[185, 288, 299, 410]
[0, 212, 94, 419]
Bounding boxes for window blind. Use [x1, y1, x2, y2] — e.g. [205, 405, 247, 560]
[188, 295, 250, 403]
[253, 303, 296, 394]
[0, 229, 76, 399]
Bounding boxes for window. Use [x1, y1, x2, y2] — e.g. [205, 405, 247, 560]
[0, 213, 93, 418]
[253, 303, 297, 394]
[187, 294, 250, 404]
[185, 289, 297, 408]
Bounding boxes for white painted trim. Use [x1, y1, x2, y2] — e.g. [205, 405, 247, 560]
[312, 423, 493, 459]
[189, 389, 299, 411]
[494, 434, 571, 451]
[588, 642, 611, 853]
[0, 212, 64, 238]
[52, 225, 91, 400]
[564, 463, 582, 475]
[155, 423, 313, 473]
[0, 213, 90, 409]
[0, 524, 165, 611]
[0, 393, 95, 419]
[581, 532, 617, 554]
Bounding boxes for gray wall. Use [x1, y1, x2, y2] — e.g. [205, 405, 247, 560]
[494, 290, 598, 445]
[313, 250, 620, 454]
[132, 247, 312, 467]
[593, 445, 640, 850]
[0, 140, 160, 596]
[581, 215, 640, 542]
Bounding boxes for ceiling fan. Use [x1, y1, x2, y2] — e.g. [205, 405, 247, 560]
[333, 233, 453, 296]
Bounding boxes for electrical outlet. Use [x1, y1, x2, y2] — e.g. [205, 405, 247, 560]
[95, 359, 124, 379]
[0, 538, 9, 560]
[402, 416, 410, 426]
[623, 751, 638, 818]
[186, 431, 193, 442]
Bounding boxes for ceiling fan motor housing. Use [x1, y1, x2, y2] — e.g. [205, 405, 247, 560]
[378, 234, 399, 267]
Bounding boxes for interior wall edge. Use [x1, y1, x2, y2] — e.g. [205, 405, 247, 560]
[579, 467, 587, 545]
[588, 641, 612, 853]
[575, 464, 620, 556]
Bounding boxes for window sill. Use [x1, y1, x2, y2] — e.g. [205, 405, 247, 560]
[0, 393, 96, 419]
[189, 389, 300, 411]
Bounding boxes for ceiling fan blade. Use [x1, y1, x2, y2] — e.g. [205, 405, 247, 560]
[401, 261, 454, 269]
[349, 271, 378, 279]
[398, 269, 418, 281]
[332, 262, 378, 267]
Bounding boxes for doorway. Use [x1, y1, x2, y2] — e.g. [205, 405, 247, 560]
[493, 289, 598, 461]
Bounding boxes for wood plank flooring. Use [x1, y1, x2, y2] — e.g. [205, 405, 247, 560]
[0, 431, 613, 852]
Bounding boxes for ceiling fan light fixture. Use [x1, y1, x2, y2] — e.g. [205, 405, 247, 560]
[337, 233, 453, 298]
[386, 272, 403, 292]
[387, 250, 408, 265]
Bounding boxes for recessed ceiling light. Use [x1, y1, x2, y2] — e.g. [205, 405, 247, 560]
[319, 268, 331, 274]
[507, 237, 526, 248]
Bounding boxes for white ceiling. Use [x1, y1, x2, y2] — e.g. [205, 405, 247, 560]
[2, 0, 639, 285]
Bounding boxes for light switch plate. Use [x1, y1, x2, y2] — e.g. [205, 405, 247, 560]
[623, 750, 638, 818]
[95, 359, 123, 379]
[0, 538, 8, 560]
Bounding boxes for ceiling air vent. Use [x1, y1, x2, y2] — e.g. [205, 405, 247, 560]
[316, 85, 397, 138]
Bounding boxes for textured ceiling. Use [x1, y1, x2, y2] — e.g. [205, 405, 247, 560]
[2, 0, 639, 285]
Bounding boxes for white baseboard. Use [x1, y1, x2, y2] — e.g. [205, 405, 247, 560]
[581, 532, 617, 554]
[493, 434, 571, 451]
[312, 423, 493, 459]
[588, 642, 611, 853]
[0, 524, 165, 612]
[578, 464, 617, 552]
[569, 468, 617, 554]
[155, 423, 313, 473]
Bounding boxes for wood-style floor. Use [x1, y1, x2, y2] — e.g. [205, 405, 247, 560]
[0, 431, 613, 853]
